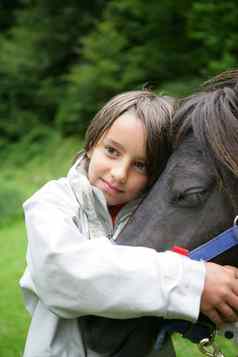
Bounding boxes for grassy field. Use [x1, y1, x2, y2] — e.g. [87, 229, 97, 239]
[0, 133, 237, 356]
[0, 221, 29, 357]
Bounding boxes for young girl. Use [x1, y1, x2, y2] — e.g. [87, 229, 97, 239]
[20, 90, 238, 357]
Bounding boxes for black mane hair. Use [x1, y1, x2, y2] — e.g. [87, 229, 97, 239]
[172, 71, 238, 211]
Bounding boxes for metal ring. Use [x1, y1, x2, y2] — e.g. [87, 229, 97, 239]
[233, 215, 238, 226]
[198, 337, 224, 357]
[198, 338, 214, 356]
[233, 216, 238, 241]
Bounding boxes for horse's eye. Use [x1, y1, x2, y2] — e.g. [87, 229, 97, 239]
[173, 189, 208, 208]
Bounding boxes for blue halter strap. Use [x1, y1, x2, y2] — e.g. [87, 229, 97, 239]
[154, 216, 238, 352]
[189, 218, 238, 261]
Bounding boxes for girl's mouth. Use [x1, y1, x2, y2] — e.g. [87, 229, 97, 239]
[100, 179, 123, 194]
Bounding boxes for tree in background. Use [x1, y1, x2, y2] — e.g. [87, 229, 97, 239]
[188, 1, 238, 73]
[0, 0, 238, 142]
[0, 0, 22, 31]
[0, 0, 105, 141]
[56, 0, 197, 135]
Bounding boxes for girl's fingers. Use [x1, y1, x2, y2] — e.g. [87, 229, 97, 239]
[207, 309, 225, 328]
[226, 292, 238, 312]
[218, 303, 238, 323]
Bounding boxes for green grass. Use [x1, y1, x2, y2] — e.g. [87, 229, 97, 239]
[0, 220, 29, 357]
[0, 133, 237, 356]
[1, 132, 82, 199]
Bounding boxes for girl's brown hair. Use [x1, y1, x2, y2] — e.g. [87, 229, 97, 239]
[84, 90, 175, 183]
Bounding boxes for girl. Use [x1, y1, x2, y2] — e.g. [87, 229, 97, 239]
[20, 90, 238, 357]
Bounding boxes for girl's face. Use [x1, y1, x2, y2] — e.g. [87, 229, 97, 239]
[87, 111, 149, 206]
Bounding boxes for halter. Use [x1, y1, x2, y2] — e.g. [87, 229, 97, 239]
[181, 215, 238, 261]
[155, 216, 238, 356]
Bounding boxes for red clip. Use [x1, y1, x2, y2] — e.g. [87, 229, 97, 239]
[171, 245, 189, 256]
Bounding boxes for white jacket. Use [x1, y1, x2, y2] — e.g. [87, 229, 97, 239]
[20, 160, 205, 357]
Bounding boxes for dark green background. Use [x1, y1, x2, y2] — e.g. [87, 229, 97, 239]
[1, 0, 238, 146]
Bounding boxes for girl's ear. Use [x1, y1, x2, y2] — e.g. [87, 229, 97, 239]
[86, 149, 92, 159]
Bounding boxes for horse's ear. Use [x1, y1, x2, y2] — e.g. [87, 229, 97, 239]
[202, 69, 238, 91]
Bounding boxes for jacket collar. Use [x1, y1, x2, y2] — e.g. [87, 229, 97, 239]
[67, 154, 143, 240]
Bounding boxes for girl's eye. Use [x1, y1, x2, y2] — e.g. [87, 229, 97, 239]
[104, 145, 119, 157]
[134, 161, 147, 173]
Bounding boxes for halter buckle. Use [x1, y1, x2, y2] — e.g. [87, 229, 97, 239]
[233, 215, 238, 240]
[198, 333, 224, 357]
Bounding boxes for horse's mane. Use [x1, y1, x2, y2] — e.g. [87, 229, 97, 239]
[173, 72, 238, 180]
[202, 69, 238, 91]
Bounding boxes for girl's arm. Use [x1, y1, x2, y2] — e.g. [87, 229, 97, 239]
[21, 177, 204, 321]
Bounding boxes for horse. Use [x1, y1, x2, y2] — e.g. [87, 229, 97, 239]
[81, 71, 238, 357]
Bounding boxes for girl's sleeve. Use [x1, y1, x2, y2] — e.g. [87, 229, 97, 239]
[21, 178, 205, 322]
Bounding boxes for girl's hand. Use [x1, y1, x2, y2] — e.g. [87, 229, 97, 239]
[200, 262, 238, 328]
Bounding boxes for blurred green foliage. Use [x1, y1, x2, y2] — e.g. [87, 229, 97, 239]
[0, 0, 238, 140]
[0, 178, 24, 225]
[0, 130, 81, 229]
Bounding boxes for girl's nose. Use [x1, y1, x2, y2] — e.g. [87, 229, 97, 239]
[111, 162, 129, 183]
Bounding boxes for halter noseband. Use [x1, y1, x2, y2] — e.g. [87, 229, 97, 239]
[173, 215, 238, 261]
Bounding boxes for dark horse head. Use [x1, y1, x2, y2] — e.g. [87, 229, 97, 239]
[118, 73, 238, 267]
[81, 72, 238, 357]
